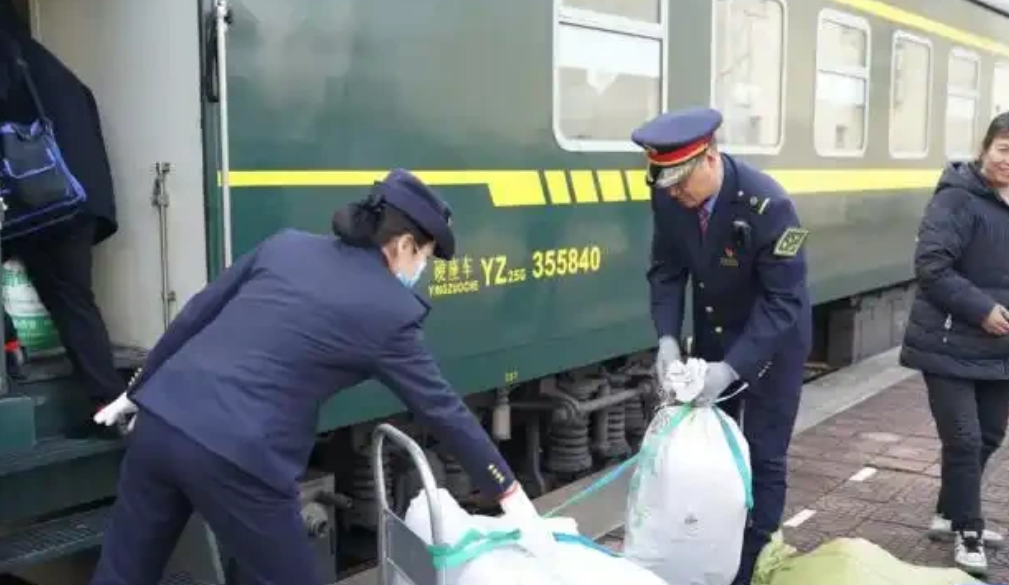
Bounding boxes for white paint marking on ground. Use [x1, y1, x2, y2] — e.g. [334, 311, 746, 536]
[794, 347, 916, 433]
[784, 508, 817, 528]
[848, 466, 878, 483]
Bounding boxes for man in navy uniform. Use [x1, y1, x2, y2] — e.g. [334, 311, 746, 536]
[90, 169, 550, 585]
[632, 107, 812, 585]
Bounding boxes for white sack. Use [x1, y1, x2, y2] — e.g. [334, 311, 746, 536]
[623, 403, 752, 585]
[396, 487, 670, 585]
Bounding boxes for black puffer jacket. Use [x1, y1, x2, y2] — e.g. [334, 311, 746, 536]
[900, 162, 1009, 380]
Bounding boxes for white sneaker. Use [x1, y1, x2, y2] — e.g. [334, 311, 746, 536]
[954, 531, 988, 576]
[928, 515, 1005, 549]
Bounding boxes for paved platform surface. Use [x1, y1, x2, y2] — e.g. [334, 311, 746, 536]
[780, 373, 1009, 581]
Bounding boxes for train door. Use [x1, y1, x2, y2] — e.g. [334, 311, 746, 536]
[199, 0, 364, 279]
[12, 0, 210, 350]
[201, 0, 234, 276]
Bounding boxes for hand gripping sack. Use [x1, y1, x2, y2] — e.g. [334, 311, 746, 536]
[623, 404, 752, 585]
[396, 487, 671, 585]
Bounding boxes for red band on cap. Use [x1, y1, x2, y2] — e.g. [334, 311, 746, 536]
[4, 340, 20, 352]
[647, 136, 712, 167]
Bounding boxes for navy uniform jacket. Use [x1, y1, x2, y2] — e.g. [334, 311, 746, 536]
[648, 154, 812, 383]
[128, 229, 514, 496]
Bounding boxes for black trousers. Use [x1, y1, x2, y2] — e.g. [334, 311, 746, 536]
[925, 373, 1009, 533]
[2, 215, 122, 403]
[90, 411, 320, 585]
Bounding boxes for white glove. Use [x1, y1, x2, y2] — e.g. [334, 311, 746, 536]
[662, 358, 707, 403]
[500, 485, 556, 556]
[693, 361, 740, 407]
[654, 336, 682, 385]
[93, 391, 139, 432]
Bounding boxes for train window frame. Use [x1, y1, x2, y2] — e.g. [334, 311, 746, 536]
[992, 60, 1009, 118]
[551, 0, 669, 152]
[945, 47, 981, 160]
[708, 0, 789, 156]
[888, 30, 933, 160]
[812, 9, 872, 159]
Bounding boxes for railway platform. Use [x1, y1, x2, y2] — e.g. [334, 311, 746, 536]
[597, 350, 1009, 582]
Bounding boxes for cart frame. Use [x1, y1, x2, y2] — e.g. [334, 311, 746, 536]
[373, 423, 448, 585]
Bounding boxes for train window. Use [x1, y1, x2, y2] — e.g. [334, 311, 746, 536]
[711, 0, 786, 153]
[993, 62, 1009, 117]
[553, 0, 666, 151]
[946, 48, 981, 159]
[561, 0, 660, 23]
[889, 32, 932, 159]
[813, 10, 871, 157]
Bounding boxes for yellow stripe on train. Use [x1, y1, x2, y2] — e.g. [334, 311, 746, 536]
[226, 168, 940, 207]
[226, 170, 545, 207]
[833, 0, 1009, 58]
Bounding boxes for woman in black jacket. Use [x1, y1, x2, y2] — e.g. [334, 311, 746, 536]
[900, 112, 1009, 576]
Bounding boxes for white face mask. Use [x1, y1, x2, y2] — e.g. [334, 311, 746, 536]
[397, 256, 427, 288]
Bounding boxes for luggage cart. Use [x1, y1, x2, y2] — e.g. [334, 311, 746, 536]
[373, 423, 448, 585]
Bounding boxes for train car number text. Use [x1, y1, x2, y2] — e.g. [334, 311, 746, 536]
[531, 246, 602, 279]
[481, 256, 527, 287]
[427, 245, 603, 298]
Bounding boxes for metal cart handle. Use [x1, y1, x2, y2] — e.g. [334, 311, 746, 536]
[372, 423, 448, 585]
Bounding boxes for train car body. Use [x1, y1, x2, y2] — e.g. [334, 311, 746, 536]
[1, 0, 1008, 582]
[220, 0, 1009, 427]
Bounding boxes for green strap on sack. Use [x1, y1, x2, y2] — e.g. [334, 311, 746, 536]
[713, 407, 754, 510]
[542, 453, 643, 519]
[427, 529, 620, 569]
[427, 403, 753, 569]
[428, 528, 522, 569]
[627, 404, 751, 508]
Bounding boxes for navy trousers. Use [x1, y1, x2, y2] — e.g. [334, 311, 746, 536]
[718, 353, 804, 585]
[89, 411, 319, 585]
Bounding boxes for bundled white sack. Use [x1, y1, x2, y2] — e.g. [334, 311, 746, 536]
[396, 487, 671, 585]
[622, 358, 753, 585]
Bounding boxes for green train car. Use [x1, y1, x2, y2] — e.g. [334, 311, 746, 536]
[2, 0, 1008, 582]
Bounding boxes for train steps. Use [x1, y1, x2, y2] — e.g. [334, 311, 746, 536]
[0, 437, 124, 525]
[0, 505, 219, 585]
[0, 345, 148, 579]
[0, 346, 225, 584]
[0, 346, 146, 525]
[0, 344, 147, 449]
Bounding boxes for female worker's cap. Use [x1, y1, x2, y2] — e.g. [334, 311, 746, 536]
[630, 107, 723, 189]
[367, 168, 455, 260]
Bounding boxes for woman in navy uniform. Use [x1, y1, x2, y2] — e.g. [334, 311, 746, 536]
[632, 107, 813, 585]
[89, 169, 546, 585]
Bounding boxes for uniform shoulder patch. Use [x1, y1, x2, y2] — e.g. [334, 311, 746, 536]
[773, 227, 809, 257]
